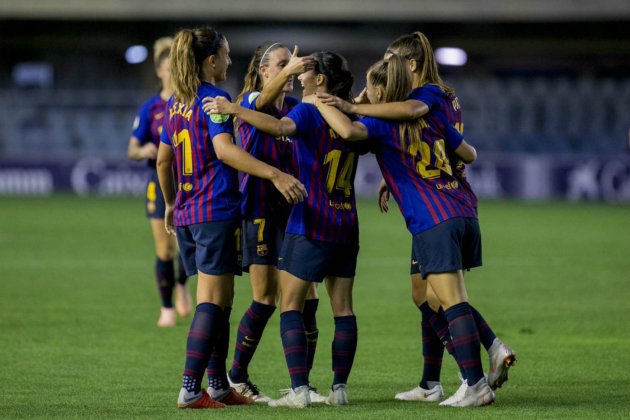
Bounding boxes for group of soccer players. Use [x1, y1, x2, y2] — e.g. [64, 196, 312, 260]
[130, 24, 516, 410]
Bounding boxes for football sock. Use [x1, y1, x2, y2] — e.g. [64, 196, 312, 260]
[280, 310, 309, 389]
[444, 302, 484, 385]
[155, 258, 175, 308]
[418, 303, 444, 388]
[432, 307, 466, 379]
[302, 298, 319, 373]
[470, 305, 497, 350]
[176, 253, 188, 286]
[229, 300, 276, 383]
[207, 306, 231, 394]
[182, 303, 222, 392]
[332, 315, 358, 386]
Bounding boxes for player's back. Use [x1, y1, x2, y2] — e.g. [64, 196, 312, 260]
[361, 113, 477, 235]
[284, 103, 362, 244]
[161, 82, 240, 226]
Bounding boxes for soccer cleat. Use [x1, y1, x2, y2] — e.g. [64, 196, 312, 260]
[308, 386, 327, 403]
[175, 284, 192, 317]
[395, 383, 444, 402]
[177, 388, 226, 409]
[269, 385, 311, 408]
[487, 338, 517, 390]
[325, 383, 349, 406]
[157, 307, 176, 327]
[228, 376, 271, 403]
[439, 379, 468, 406]
[446, 377, 495, 407]
[215, 387, 255, 405]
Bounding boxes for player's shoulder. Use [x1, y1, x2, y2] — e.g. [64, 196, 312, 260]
[199, 82, 232, 101]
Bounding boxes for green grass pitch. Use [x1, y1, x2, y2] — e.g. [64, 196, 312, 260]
[1, 195, 629, 419]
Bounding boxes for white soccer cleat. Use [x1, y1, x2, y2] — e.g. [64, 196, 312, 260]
[268, 385, 311, 408]
[487, 338, 517, 390]
[439, 379, 468, 406]
[308, 386, 327, 403]
[325, 384, 349, 406]
[447, 377, 495, 407]
[395, 383, 444, 402]
[227, 376, 271, 403]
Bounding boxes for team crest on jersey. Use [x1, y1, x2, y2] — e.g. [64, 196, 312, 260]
[210, 113, 230, 123]
[132, 116, 139, 130]
[248, 91, 261, 104]
[257, 244, 268, 256]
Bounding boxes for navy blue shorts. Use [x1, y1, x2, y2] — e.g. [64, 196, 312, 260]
[145, 170, 166, 219]
[242, 213, 288, 270]
[410, 217, 482, 278]
[278, 233, 359, 283]
[176, 219, 243, 277]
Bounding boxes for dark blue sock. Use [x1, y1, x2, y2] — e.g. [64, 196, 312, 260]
[432, 307, 466, 379]
[444, 302, 484, 385]
[332, 315, 358, 386]
[470, 305, 497, 350]
[280, 311, 309, 389]
[207, 306, 231, 391]
[230, 301, 276, 382]
[176, 253, 188, 286]
[182, 303, 222, 392]
[418, 303, 444, 388]
[155, 258, 175, 308]
[302, 299, 319, 373]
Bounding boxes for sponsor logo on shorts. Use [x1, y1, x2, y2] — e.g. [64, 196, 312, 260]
[147, 202, 156, 213]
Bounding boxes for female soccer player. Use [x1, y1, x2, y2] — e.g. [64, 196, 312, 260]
[205, 51, 360, 408]
[319, 31, 516, 399]
[311, 54, 498, 407]
[225, 42, 325, 403]
[127, 37, 192, 327]
[156, 26, 307, 410]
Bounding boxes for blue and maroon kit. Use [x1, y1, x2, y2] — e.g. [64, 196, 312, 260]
[160, 82, 240, 226]
[278, 103, 362, 282]
[360, 112, 480, 277]
[160, 82, 241, 276]
[238, 91, 299, 219]
[238, 92, 299, 268]
[411, 84, 475, 205]
[132, 94, 168, 218]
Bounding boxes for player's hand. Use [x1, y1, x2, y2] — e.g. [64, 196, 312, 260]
[270, 171, 308, 204]
[142, 143, 158, 160]
[164, 205, 176, 236]
[354, 87, 370, 104]
[316, 93, 356, 114]
[283, 45, 315, 76]
[202, 96, 235, 115]
[377, 178, 390, 213]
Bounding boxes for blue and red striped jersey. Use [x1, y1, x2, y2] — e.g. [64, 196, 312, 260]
[361, 113, 478, 235]
[410, 84, 476, 209]
[284, 103, 361, 244]
[131, 94, 167, 168]
[160, 82, 240, 226]
[237, 92, 299, 219]
[409, 85, 463, 133]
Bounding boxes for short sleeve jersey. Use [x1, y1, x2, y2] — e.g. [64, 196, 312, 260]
[410, 84, 477, 209]
[160, 82, 240, 226]
[237, 92, 299, 219]
[284, 103, 361, 244]
[361, 112, 477, 235]
[131, 94, 167, 168]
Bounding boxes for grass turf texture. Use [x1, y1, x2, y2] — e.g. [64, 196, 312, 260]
[1, 195, 629, 419]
